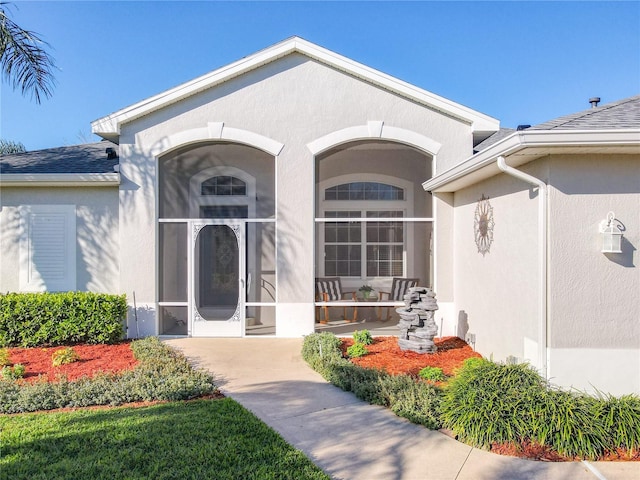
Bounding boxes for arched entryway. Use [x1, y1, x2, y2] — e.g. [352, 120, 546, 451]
[157, 142, 276, 337]
[312, 136, 435, 333]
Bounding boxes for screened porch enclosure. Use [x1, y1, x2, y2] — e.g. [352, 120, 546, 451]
[157, 143, 276, 336]
[315, 141, 433, 325]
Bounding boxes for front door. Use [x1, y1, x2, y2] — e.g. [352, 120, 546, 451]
[191, 222, 245, 337]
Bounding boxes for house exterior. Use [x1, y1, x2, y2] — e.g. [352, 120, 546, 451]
[1, 37, 637, 394]
[424, 96, 640, 395]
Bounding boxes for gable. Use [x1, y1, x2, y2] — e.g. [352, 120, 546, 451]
[91, 37, 498, 145]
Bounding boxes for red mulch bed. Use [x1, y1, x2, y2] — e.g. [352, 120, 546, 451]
[491, 441, 640, 462]
[8, 342, 138, 383]
[341, 336, 482, 377]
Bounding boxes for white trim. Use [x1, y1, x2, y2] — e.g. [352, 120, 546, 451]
[423, 129, 640, 193]
[91, 37, 498, 141]
[19, 204, 76, 292]
[315, 217, 433, 222]
[159, 218, 275, 223]
[190, 221, 246, 337]
[149, 123, 284, 158]
[0, 173, 120, 187]
[307, 121, 442, 156]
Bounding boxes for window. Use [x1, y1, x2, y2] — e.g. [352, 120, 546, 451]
[19, 205, 76, 292]
[201, 176, 247, 196]
[324, 211, 361, 277]
[319, 178, 410, 279]
[365, 211, 403, 277]
[201, 205, 249, 219]
[323, 210, 404, 277]
[189, 167, 255, 219]
[325, 182, 404, 201]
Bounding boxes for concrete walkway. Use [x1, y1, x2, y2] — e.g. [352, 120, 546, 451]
[166, 338, 640, 480]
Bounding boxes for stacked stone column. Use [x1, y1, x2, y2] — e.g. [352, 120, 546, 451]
[397, 287, 438, 353]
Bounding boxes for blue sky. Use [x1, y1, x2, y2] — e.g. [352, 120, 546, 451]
[2, 1, 639, 151]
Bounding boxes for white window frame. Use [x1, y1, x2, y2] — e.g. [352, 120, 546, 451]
[19, 204, 76, 292]
[317, 174, 414, 281]
[189, 166, 256, 219]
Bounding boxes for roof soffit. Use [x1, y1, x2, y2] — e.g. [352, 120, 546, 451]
[423, 129, 640, 193]
[91, 37, 499, 140]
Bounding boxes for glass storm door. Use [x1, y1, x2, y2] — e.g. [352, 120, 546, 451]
[191, 223, 245, 337]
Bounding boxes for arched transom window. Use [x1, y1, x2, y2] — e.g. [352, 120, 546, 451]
[201, 176, 247, 196]
[189, 167, 256, 219]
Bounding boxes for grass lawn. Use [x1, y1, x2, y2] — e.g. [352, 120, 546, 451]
[0, 398, 329, 480]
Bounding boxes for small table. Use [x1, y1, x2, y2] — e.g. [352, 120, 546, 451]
[356, 293, 379, 322]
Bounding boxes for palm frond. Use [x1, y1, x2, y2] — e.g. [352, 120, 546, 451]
[0, 4, 56, 103]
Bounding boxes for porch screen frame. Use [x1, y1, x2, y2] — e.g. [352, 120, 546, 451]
[315, 174, 433, 309]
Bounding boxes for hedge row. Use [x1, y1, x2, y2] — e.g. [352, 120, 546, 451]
[441, 358, 640, 459]
[301, 332, 441, 429]
[302, 332, 640, 460]
[0, 292, 127, 347]
[0, 337, 217, 413]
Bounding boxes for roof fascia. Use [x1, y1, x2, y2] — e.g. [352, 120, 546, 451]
[91, 37, 499, 141]
[423, 129, 640, 192]
[0, 173, 120, 187]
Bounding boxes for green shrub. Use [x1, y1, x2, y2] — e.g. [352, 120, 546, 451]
[439, 358, 640, 459]
[303, 332, 442, 429]
[533, 388, 607, 459]
[0, 348, 10, 366]
[1, 364, 25, 381]
[130, 335, 180, 361]
[52, 347, 81, 367]
[352, 329, 373, 345]
[598, 393, 640, 451]
[324, 362, 387, 405]
[440, 359, 549, 449]
[346, 342, 368, 358]
[382, 374, 442, 429]
[303, 333, 640, 459]
[0, 292, 127, 347]
[418, 366, 446, 383]
[301, 332, 346, 376]
[0, 337, 217, 413]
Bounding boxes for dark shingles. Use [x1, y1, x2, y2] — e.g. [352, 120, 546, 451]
[474, 127, 516, 153]
[0, 141, 118, 175]
[529, 95, 640, 130]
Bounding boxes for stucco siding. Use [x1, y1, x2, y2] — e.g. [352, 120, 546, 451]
[452, 161, 546, 365]
[115, 53, 473, 334]
[0, 187, 119, 293]
[548, 154, 639, 351]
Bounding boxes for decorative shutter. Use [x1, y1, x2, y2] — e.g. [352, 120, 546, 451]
[20, 205, 76, 292]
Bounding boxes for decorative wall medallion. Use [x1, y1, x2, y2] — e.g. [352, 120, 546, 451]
[474, 195, 495, 256]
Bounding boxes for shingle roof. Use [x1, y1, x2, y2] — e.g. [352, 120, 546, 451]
[0, 141, 118, 174]
[529, 95, 640, 130]
[473, 127, 516, 153]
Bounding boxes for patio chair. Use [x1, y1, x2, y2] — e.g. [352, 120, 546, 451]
[378, 277, 419, 321]
[315, 277, 358, 323]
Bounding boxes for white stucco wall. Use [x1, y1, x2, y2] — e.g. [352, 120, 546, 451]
[0, 187, 120, 294]
[441, 152, 639, 395]
[452, 161, 546, 367]
[546, 154, 640, 395]
[115, 53, 474, 337]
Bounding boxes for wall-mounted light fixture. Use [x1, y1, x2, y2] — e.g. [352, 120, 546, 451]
[600, 211, 623, 253]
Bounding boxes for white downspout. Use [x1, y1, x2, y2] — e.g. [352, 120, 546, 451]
[496, 156, 548, 379]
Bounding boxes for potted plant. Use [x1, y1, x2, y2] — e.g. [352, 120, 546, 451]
[359, 284, 374, 300]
